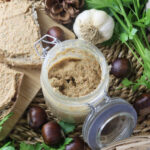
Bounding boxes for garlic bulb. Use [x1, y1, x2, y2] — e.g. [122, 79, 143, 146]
[73, 9, 115, 45]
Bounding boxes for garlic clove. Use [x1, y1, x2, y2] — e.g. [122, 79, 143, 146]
[91, 9, 114, 44]
[92, 10, 109, 27]
[97, 16, 115, 43]
[146, 0, 150, 31]
[146, 0, 150, 10]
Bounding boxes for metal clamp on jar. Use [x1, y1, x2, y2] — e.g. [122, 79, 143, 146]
[34, 35, 137, 150]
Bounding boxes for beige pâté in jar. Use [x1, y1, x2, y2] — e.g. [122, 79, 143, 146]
[41, 40, 109, 123]
[48, 48, 101, 97]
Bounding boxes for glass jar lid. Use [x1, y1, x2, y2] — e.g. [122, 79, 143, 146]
[82, 97, 137, 150]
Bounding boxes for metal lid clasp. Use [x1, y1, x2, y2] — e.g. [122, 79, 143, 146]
[34, 34, 60, 59]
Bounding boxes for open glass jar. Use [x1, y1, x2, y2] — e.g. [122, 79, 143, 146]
[35, 36, 137, 150]
[41, 39, 109, 123]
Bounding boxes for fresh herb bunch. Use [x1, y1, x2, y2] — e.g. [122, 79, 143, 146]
[0, 138, 72, 150]
[86, 0, 150, 90]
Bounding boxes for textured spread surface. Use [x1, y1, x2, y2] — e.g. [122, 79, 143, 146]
[0, 64, 17, 109]
[0, 0, 41, 68]
[0, 0, 31, 20]
[0, 63, 23, 120]
[48, 51, 101, 97]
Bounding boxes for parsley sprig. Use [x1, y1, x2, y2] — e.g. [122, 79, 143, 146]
[58, 121, 75, 134]
[86, 0, 150, 90]
[19, 138, 72, 150]
[0, 142, 15, 150]
[0, 138, 73, 150]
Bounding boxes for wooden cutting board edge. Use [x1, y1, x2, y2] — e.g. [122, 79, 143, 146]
[0, 69, 41, 141]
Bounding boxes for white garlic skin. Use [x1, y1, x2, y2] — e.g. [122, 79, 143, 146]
[73, 9, 115, 45]
[146, 0, 150, 31]
[146, 0, 150, 9]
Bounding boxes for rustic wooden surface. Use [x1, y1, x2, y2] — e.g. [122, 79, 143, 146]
[0, 9, 75, 141]
[0, 68, 41, 141]
[102, 136, 150, 150]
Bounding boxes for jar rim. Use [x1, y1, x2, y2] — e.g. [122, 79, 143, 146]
[97, 112, 135, 147]
[41, 39, 109, 106]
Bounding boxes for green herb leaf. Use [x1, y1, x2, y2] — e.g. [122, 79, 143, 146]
[58, 138, 73, 150]
[40, 143, 51, 150]
[86, 0, 133, 9]
[1, 146, 15, 150]
[19, 138, 73, 150]
[129, 28, 137, 39]
[132, 84, 139, 91]
[122, 0, 133, 7]
[20, 142, 43, 150]
[0, 142, 15, 150]
[145, 9, 150, 26]
[1, 138, 73, 150]
[59, 121, 75, 134]
[122, 78, 133, 87]
[0, 113, 13, 131]
[58, 138, 72, 150]
[20, 142, 35, 150]
[85, 0, 116, 9]
[120, 32, 128, 43]
[134, 9, 150, 27]
[127, 10, 134, 22]
[41, 138, 73, 150]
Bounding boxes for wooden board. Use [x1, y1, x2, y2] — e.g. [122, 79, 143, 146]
[37, 9, 75, 39]
[0, 9, 75, 141]
[0, 68, 41, 141]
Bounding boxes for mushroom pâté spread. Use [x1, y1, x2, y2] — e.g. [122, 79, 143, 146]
[48, 49, 101, 97]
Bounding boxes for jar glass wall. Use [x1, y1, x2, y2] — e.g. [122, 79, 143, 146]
[41, 39, 109, 123]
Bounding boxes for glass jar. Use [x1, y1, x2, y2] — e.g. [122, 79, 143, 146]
[41, 39, 109, 123]
[35, 35, 137, 150]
